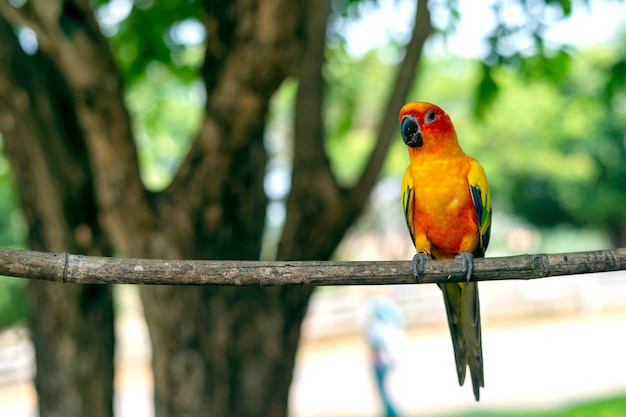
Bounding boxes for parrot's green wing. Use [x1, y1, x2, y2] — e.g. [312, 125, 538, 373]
[401, 171, 415, 246]
[467, 160, 492, 257]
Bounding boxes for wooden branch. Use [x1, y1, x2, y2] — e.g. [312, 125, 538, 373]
[1, 247, 625, 286]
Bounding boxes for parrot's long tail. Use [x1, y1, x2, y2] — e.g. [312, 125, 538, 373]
[439, 281, 484, 401]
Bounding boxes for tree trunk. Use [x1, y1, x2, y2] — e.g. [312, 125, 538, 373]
[137, 2, 312, 415]
[0, 15, 115, 417]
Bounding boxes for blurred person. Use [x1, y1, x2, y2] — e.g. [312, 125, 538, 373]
[366, 298, 405, 417]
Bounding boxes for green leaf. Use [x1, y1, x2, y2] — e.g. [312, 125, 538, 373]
[474, 64, 499, 119]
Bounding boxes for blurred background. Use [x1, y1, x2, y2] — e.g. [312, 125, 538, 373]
[1, 0, 626, 416]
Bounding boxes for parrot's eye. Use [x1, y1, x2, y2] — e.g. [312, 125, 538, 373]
[425, 109, 437, 124]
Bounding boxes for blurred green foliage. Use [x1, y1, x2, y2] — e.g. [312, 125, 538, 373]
[459, 43, 626, 244]
[324, 46, 394, 184]
[475, 0, 583, 118]
[94, 0, 204, 85]
[0, 137, 27, 331]
[124, 62, 204, 190]
[0, 277, 27, 330]
[0, 139, 25, 248]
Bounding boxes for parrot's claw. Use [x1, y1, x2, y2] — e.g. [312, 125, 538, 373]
[412, 252, 432, 283]
[455, 252, 474, 283]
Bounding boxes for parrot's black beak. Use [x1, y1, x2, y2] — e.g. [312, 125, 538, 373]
[401, 115, 423, 148]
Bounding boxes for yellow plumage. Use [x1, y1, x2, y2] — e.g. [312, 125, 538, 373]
[399, 101, 491, 400]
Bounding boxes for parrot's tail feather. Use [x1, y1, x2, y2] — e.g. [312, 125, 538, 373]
[466, 281, 484, 402]
[469, 344, 484, 401]
[440, 281, 484, 401]
[439, 282, 469, 386]
[470, 354, 485, 401]
[456, 358, 467, 386]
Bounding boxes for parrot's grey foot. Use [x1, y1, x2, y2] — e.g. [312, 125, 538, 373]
[412, 252, 431, 283]
[455, 252, 474, 283]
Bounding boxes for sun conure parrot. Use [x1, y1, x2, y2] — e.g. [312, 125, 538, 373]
[399, 101, 491, 401]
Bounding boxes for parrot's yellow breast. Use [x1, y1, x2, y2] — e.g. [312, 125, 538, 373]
[406, 156, 479, 258]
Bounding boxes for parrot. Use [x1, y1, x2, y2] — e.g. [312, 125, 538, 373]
[399, 101, 491, 401]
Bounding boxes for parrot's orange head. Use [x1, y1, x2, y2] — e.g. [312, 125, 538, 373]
[399, 101, 459, 154]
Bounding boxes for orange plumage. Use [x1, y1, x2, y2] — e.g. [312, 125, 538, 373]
[400, 101, 491, 401]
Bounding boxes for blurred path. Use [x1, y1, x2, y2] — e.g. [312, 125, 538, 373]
[290, 312, 626, 416]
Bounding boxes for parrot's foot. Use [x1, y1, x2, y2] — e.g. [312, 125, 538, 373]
[455, 252, 474, 283]
[412, 252, 432, 283]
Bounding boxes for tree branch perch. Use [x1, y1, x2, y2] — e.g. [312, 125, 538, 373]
[1, 247, 625, 286]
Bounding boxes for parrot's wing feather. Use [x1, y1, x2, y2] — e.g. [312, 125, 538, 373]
[401, 172, 416, 247]
[467, 160, 492, 256]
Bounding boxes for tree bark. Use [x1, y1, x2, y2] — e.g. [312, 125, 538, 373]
[0, 15, 114, 417]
